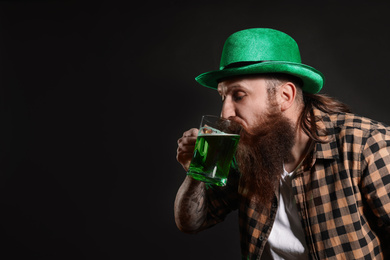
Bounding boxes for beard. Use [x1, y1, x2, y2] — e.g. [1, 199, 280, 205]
[235, 109, 296, 205]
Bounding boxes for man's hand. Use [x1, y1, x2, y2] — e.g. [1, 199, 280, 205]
[176, 128, 199, 171]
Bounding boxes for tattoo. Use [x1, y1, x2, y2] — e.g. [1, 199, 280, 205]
[174, 176, 208, 233]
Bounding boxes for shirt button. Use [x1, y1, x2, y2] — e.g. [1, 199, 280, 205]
[272, 203, 277, 208]
[259, 236, 264, 241]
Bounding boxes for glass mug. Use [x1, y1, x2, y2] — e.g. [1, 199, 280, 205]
[187, 115, 241, 186]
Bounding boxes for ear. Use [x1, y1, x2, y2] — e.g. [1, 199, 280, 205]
[279, 82, 296, 112]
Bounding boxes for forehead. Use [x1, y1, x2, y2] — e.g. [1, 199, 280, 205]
[217, 75, 269, 94]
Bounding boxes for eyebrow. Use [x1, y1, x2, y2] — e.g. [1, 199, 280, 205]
[218, 84, 248, 96]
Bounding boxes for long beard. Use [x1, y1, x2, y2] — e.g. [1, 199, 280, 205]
[235, 111, 296, 205]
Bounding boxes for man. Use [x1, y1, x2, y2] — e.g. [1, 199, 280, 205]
[174, 28, 390, 259]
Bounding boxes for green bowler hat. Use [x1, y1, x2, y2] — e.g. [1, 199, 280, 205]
[195, 28, 324, 94]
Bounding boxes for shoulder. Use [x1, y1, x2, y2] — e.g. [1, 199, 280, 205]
[326, 113, 390, 160]
[312, 108, 390, 160]
[328, 112, 390, 137]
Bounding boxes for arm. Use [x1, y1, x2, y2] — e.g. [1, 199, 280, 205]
[361, 129, 390, 224]
[174, 173, 239, 234]
[174, 176, 208, 233]
[361, 129, 390, 251]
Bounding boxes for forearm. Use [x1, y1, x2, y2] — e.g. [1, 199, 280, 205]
[174, 176, 208, 233]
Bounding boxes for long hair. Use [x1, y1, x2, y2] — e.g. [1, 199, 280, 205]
[299, 93, 351, 143]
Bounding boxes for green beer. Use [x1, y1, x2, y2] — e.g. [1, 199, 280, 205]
[187, 128, 240, 186]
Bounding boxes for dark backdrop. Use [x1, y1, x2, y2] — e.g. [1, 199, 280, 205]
[0, 1, 389, 259]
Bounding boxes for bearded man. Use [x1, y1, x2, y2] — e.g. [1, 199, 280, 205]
[174, 28, 390, 259]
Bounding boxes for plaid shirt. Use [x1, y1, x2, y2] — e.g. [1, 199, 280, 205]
[203, 108, 390, 259]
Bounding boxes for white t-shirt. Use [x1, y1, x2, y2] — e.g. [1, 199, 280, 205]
[261, 168, 309, 260]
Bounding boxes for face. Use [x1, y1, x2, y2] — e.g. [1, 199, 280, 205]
[217, 76, 278, 132]
[218, 75, 296, 204]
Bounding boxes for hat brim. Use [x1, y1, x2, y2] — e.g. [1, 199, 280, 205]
[195, 61, 324, 94]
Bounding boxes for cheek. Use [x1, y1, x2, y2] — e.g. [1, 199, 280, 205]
[236, 98, 269, 129]
[243, 107, 269, 129]
[235, 109, 257, 130]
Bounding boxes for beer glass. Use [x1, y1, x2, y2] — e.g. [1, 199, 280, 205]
[187, 115, 241, 186]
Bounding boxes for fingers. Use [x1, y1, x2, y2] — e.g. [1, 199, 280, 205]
[176, 128, 199, 171]
[176, 152, 193, 171]
[177, 135, 197, 147]
[177, 128, 198, 151]
[183, 128, 199, 138]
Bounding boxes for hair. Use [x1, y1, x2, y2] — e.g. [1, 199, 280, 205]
[299, 93, 351, 143]
[262, 73, 351, 143]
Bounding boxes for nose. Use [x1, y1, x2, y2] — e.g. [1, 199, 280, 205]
[221, 98, 236, 119]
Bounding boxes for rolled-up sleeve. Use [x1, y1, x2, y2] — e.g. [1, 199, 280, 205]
[361, 128, 390, 233]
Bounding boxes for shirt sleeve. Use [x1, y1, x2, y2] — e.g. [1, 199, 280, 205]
[361, 128, 390, 236]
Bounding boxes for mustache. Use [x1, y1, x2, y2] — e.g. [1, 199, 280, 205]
[226, 116, 244, 127]
[227, 115, 277, 141]
[220, 116, 243, 135]
[227, 113, 279, 133]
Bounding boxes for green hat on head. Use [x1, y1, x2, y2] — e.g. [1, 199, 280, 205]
[195, 28, 324, 94]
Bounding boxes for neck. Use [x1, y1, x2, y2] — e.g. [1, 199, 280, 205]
[284, 128, 311, 173]
[283, 103, 312, 173]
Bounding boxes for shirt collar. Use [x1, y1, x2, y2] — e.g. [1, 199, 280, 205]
[312, 108, 339, 160]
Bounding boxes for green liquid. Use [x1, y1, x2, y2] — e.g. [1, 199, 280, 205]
[187, 133, 240, 186]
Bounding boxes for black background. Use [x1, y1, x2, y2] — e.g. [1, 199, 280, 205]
[0, 1, 390, 259]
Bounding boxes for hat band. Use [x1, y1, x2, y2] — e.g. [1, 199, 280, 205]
[223, 61, 267, 70]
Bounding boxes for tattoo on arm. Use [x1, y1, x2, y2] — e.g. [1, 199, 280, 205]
[174, 176, 208, 233]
